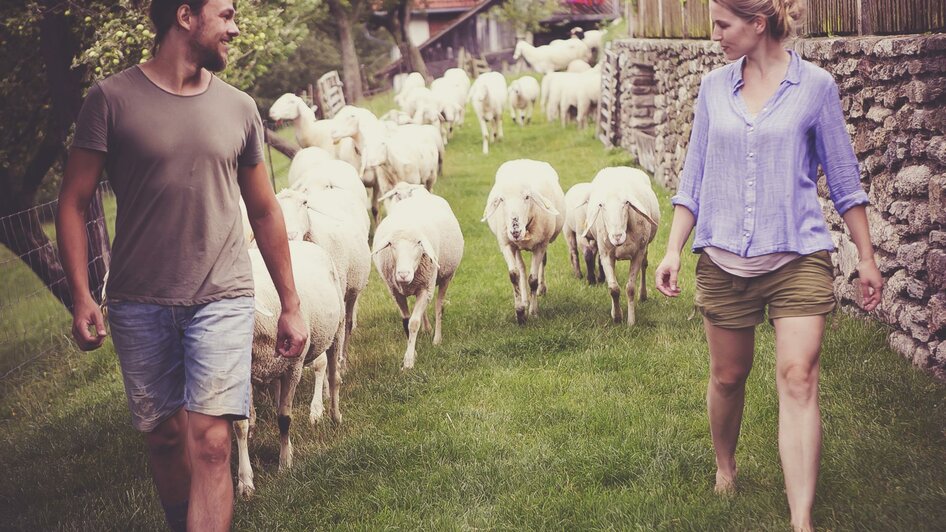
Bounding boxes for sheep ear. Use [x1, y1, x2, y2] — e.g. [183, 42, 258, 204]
[625, 198, 659, 229]
[532, 192, 560, 217]
[581, 205, 601, 239]
[379, 188, 398, 202]
[419, 238, 440, 269]
[372, 240, 392, 255]
[481, 197, 502, 222]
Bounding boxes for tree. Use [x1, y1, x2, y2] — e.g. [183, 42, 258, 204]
[491, 0, 560, 43]
[0, 0, 315, 310]
[321, 0, 369, 103]
[373, 0, 431, 82]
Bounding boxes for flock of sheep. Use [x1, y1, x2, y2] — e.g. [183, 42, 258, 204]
[234, 27, 657, 498]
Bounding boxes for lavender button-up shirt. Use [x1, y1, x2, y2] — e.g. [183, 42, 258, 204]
[671, 50, 868, 257]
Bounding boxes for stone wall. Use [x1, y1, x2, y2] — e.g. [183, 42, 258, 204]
[604, 34, 946, 378]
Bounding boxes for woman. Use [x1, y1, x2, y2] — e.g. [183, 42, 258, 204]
[653, 0, 883, 530]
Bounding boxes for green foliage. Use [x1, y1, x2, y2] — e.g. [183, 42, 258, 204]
[73, 0, 319, 90]
[490, 0, 560, 37]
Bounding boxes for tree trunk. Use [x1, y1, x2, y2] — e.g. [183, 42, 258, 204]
[398, 1, 431, 82]
[0, 201, 74, 311]
[326, 0, 365, 103]
[264, 128, 300, 159]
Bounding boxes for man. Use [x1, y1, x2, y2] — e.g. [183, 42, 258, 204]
[56, 1, 308, 530]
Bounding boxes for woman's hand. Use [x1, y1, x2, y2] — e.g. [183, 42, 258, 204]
[856, 257, 883, 312]
[655, 252, 683, 297]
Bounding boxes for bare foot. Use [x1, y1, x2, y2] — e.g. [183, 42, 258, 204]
[791, 521, 814, 532]
[714, 468, 737, 495]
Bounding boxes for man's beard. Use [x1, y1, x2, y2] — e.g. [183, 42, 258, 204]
[191, 22, 228, 72]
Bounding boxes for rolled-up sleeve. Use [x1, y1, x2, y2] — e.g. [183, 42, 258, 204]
[814, 78, 868, 215]
[671, 79, 709, 219]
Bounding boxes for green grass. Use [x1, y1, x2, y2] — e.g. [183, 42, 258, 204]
[1, 90, 945, 531]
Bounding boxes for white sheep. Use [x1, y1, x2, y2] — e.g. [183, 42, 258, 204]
[376, 123, 441, 194]
[513, 40, 563, 73]
[469, 72, 507, 155]
[507, 76, 540, 126]
[582, 167, 661, 326]
[482, 159, 565, 324]
[277, 188, 371, 371]
[286, 147, 335, 186]
[566, 59, 592, 73]
[234, 240, 345, 499]
[559, 65, 602, 128]
[372, 192, 464, 369]
[330, 106, 390, 222]
[268, 93, 360, 170]
[563, 182, 601, 284]
[541, 71, 571, 121]
[289, 158, 372, 229]
[432, 71, 470, 126]
[394, 71, 427, 108]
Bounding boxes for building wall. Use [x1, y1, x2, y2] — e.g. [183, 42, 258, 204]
[602, 34, 946, 377]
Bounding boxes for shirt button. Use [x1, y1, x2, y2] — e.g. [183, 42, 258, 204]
[747, 207, 752, 212]
[748, 126, 754, 132]
[748, 153, 754, 158]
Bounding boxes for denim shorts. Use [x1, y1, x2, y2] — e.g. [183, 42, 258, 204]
[107, 296, 255, 432]
[694, 250, 837, 329]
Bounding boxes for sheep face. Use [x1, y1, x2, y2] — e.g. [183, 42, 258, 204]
[269, 93, 304, 122]
[276, 190, 310, 241]
[375, 236, 439, 287]
[380, 182, 427, 207]
[586, 194, 654, 248]
[485, 189, 557, 243]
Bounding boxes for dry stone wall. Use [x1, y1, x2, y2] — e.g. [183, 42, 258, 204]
[606, 34, 946, 378]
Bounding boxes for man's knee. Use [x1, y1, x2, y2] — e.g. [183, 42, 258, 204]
[778, 363, 818, 402]
[190, 416, 232, 466]
[145, 412, 187, 457]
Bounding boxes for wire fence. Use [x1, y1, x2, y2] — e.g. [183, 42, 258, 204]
[0, 182, 114, 382]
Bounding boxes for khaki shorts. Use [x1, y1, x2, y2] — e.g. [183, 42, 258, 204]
[694, 250, 837, 329]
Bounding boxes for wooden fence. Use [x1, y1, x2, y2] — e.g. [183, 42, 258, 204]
[316, 71, 346, 119]
[632, 0, 946, 38]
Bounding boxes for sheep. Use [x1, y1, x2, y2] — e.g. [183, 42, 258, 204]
[432, 71, 470, 125]
[268, 93, 360, 171]
[287, 147, 335, 187]
[330, 106, 390, 222]
[378, 181, 430, 210]
[379, 109, 416, 126]
[399, 86, 458, 142]
[507, 76, 540, 126]
[541, 71, 571, 121]
[469, 72, 507, 155]
[277, 189, 370, 371]
[234, 240, 345, 499]
[559, 65, 602, 128]
[563, 182, 602, 284]
[376, 123, 441, 194]
[513, 40, 565, 74]
[482, 159, 565, 324]
[582, 167, 661, 326]
[289, 158, 372, 231]
[566, 59, 592, 73]
[394, 71, 427, 108]
[372, 192, 464, 369]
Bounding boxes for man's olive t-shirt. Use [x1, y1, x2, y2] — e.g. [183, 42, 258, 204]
[73, 66, 262, 305]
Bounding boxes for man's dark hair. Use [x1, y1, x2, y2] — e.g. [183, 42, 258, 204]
[148, 0, 210, 50]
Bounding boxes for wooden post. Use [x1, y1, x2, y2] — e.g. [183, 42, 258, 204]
[857, 0, 871, 36]
[85, 185, 111, 304]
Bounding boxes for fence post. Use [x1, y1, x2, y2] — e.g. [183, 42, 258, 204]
[85, 185, 111, 305]
[857, 0, 871, 35]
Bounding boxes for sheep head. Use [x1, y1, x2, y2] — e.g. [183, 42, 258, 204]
[583, 191, 657, 247]
[483, 187, 559, 243]
[275, 189, 310, 241]
[373, 231, 440, 286]
[269, 93, 305, 122]
[379, 182, 427, 207]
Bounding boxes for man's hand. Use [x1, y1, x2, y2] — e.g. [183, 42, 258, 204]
[71, 297, 107, 351]
[856, 257, 883, 312]
[275, 306, 308, 358]
[655, 251, 682, 298]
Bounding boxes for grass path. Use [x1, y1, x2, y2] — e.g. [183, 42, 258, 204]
[1, 90, 945, 530]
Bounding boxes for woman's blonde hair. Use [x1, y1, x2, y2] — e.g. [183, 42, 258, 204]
[713, 0, 807, 41]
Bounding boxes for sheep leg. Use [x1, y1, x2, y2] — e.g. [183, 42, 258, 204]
[537, 249, 549, 296]
[528, 247, 546, 316]
[500, 244, 528, 324]
[422, 310, 432, 332]
[277, 368, 302, 471]
[639, 250, 649, 302]
[578, 100, 589, 129]
[327, 329, 343, 423]
[583, 242, 598, 285]
[340, 296, 356, 372]
[247, 391, 258, 439]
[403, 284, 433, 370]
[496, 115, 504, 140]
[599, 247, 622, 323]
[370, 182, 381, 227]
[479, 116, 490, 155]
[308, 352, 328, 426]
[565, 228, 582, 279]
[626, 251, 646, 327]
[234, 418, 254, 499]
[433, 275, 452, 345]
[393, 292, 411, 337]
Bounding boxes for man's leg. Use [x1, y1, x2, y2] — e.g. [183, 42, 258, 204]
[144, 408, 190, 532]
[774, 315, 825, 532]
[704, 319, 755, 493]
[186, 412, 234, 532]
